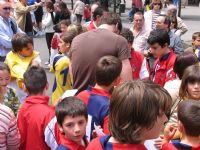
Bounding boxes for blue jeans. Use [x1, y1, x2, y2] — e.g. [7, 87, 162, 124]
[173, 0, 179, 6]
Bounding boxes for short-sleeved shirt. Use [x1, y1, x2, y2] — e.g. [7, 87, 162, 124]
[50, 54, 72, 105]
[69, 29, 130, 92]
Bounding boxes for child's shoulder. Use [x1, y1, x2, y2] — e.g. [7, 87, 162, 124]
[86, 136, 104, 150]
[52, 54, 70, 70]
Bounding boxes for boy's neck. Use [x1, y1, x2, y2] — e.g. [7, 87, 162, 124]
[94, 84, 113, 92]
[181, 135, 200, 147]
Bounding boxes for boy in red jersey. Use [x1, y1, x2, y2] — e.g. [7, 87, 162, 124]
[55, 97, 88, 150]
[77, 55, 122, 141]
[121, 28, 149, 80]
[148, 29, 176, 86]
[17, 66, 55, 150]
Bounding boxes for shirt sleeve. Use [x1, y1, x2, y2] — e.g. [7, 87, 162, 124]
[164, 68, 176, 85]
[177, 17, 188, 36]
[139, 59, 149, 79]
[116, 36, 131, 60]
[173, 36, 184, 54]
[7, 110, 20, 149]
[0, 30, 12, 49]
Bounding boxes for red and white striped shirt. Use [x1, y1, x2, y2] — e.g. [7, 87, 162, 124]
[0, 104, 20, 150]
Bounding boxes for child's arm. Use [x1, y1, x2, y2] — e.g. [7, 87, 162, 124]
[30, 55, 42, 67]
[5, 59, 25, 80]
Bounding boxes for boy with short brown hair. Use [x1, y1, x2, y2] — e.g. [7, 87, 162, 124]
[55, 96, 88, 150]
[162, 100, 200, 150]
[86, 80, 172, 150]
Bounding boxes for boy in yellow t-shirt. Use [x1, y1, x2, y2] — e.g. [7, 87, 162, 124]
[50, 32, 76, 105]
[5, 33, 41, 103]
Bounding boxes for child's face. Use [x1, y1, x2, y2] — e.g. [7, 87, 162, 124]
[187, 82, 200, 100]
[149, 43, 166, 58]
[18, 43, 34, 57]
[59, 115, 87, 144]
[58, 39, 70, 54]
[193, 37, 200, 48]
[143, 113, 168, 140]
[60, 24, 68, 33]
[0, 70, 10, 88]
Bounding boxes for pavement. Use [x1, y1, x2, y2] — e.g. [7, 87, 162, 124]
[33, 4, 200, 96]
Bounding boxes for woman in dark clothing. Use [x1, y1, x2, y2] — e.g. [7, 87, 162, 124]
[54, 2, 71, 24]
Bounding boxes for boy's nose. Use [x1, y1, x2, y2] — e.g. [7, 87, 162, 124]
[74, 124, 81, 133]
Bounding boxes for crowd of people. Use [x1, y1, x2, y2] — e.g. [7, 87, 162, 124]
[0, 0, 200, 149]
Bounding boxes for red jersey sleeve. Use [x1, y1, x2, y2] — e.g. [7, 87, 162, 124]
[103, 116, 110, 134]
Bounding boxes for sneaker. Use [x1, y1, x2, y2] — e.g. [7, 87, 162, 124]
[45, 61, 49, 65]
[44, 64, 51, 69]
[35, 31, 44, 37]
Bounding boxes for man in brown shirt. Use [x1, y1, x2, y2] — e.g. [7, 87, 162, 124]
[69, 12, 132, 93]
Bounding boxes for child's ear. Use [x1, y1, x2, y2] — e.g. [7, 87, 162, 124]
[58, 124, 64, 134]
[22, 82, 28, 93]
[45, 82, 49, 91]
[66, 43, 70, 48]
[178, 120, 184, 133]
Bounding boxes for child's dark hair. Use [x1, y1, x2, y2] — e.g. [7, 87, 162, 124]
[23, 66, 47, 95]
[178, 100, 200, 136]
[12, 33, 33, 52]
[179, 65, 200, 99]
[93, 7, 104, 21]
[59, 19, 71, 27]
[173, 51, 198, 79]
[120, 28, 134, 44]
[61, 32, 76, 45]
[109, 80, 172, 144]
[147, 29, 170, 47]
[0, 62, 10, 73]
[192, 32, 200, 40]
[55, 96, 87, 126]
[95, 56, 122, 86]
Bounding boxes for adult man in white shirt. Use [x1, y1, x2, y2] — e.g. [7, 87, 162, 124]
[130, 12, 150, 53]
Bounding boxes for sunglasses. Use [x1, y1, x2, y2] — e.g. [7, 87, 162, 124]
[3, 7, 11, 10]
[154, 3, 161, 5]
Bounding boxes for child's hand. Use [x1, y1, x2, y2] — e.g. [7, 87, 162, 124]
[30, 60, 41, 67]
[154, 135, 164, 149]
[92, 124, 105, 139]
[164, 124, 177, 142]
